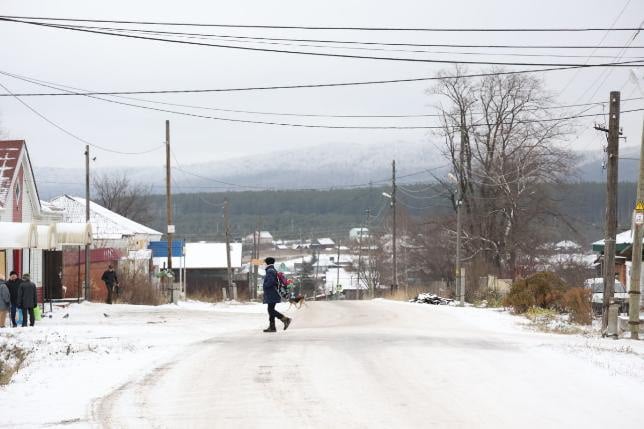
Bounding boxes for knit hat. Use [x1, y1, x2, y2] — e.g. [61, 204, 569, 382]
[22, 273, 30, 280]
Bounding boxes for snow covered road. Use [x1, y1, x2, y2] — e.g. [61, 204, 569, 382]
[94, 300, 644, 429]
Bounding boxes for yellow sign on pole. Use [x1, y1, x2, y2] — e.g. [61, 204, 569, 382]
[251, 258, 264, 266]
[636, 200, 644, 211]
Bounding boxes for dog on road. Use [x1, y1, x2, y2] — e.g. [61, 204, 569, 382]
[288, 294, 307, 310]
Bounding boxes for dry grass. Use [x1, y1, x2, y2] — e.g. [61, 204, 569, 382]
[118, 268, 165, 306]
[0, 343, 26, 385]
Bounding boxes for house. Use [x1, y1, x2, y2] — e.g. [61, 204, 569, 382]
[243, 231, 274, 247]
[349, 227, 369, 241]
[0, 140, 84, 302]
[159, 241, 244, 298]
[48, 195, 162, 301]
[49, 195, 162, 249]
[324, 266, 368, 299]
[592, 229, 644, 301]
[314, 238, 336, 249]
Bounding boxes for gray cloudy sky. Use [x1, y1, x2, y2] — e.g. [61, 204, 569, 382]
[0, 0, 642, 173]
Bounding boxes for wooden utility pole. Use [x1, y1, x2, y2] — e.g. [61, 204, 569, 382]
[601, 91, 621, 333]
[456, 188, 463, 306]
[165, 120, 175, 302]
[224, 198, 234, 299]
[628, 119, 644, 339]
[336, 240, 341, 297]
[84, 145, 91, 301]
[392, 160, 398, 293]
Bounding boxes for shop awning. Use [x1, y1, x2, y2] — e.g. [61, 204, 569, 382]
[0, 222, 37, 248]
[35, 224, 57, 249]
[56, 223, 93, 246]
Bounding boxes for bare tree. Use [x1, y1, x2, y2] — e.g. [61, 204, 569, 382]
[92, 172, 154, 224]
[431, 67, 575, 279]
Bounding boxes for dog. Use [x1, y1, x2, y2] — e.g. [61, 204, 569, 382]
[287, 294, 307, 310]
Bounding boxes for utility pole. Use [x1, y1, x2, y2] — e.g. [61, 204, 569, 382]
[165, 120, 175, 303]
[456, 188, 463, 306]
[628, 119, 644, 339]
[365, 209, 373, 298]
[336, 240, 341, 298]
[314, 245, 320, 301]
[356, 210, 368, 300]
[224, 198, 234, 300]
[84, 145, 91, 301]
[392, 160, 398, 293]
[599, 91, 621, 333]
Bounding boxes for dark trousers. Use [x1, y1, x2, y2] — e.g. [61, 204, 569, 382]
[21, 307, 35, 327]
[105, 283, 113, 304]
[10, 303, 18, 327]
[267, 303, 284, 324]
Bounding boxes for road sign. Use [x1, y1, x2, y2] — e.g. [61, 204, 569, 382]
[251, 258, 263, 265]
[636, 201, 644, 212]
[167, 224, 176, 234]
[636, 212, 644, 225]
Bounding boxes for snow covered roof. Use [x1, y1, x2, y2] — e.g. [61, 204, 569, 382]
[592, 230, 636, 253]
[0, 140, 23, 209]
[316, 238, 335, 246]
[184, 242, 243, 269]
[49, 195, 162, 240]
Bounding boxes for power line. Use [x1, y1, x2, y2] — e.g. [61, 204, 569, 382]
[4, 18, 644, 67]
[1, 15, 642, 32]
[4, 69, 644, 129]
[32, 24, 644, 60]
[42, 24, 644, 50]
[2, 64, 642, 97]
[3, 69, 644, 119]
[0, 80, 164, 155]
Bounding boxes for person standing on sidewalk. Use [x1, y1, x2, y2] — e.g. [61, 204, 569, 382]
[262, 257, 291, 333]
[6, 271, 21, 327]
[17, 273, 37, 327]
[101, 265, 119, 304]
[0, 275, 10, 328]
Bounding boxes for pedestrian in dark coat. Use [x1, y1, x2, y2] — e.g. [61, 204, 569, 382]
[6, 271, 21, 327]
[17, 273, 37, 327]
[101, 265, 119, 304]
[262, 257, 291, 333]
[0, 275, 10, 328]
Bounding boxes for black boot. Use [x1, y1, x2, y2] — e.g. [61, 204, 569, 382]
[281, 316, 292, 331]
[263, 322, 277, 333]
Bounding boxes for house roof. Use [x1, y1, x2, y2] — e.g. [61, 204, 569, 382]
[592, 230, 635, 253]
[316, 238, 335, 246]
[184, 242, 243, 269]
[0, 140, 23, 208]
[49, 195, 162, 240]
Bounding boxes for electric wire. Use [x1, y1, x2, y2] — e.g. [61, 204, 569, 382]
[2, 15, 642, 32]
[3, 18, 644, 67]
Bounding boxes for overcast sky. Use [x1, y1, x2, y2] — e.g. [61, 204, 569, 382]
[0, 0, 642, 176]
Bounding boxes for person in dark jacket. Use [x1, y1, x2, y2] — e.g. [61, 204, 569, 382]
[17, 273, 37, 327]
[101, 265, 119, 304]
[0, 275, 10, 328]
[262, 257, 291, 333]
[6, 271, 21, 327]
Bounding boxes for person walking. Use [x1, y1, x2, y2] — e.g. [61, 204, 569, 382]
[17, 273, 37, 327]
[6, 271, 21, 327]
[0, 275, 10, 328]
[262, 257, 291, 333]
[101, 265, 119, 304]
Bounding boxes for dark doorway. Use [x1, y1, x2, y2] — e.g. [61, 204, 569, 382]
[43, 250, 63, 300]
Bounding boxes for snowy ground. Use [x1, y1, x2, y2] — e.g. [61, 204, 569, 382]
[1, 300, 643, 428]
[0, 300, 286, 428]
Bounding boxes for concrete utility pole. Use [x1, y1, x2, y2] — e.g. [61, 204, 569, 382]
[456, 189, 463, 307]
[84, 145, 91, 301]
[628, 119, 644, 339]
[224, 197, 234, 300]
[601, 91, 621, 333]
[356, 212, 366, 300]
[165, 120, 175, 303]
[336, 240, 341, 298]
[392, 160, 398, 293]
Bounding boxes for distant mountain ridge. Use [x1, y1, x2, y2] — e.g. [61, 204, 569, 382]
[33, 142, 641, 199]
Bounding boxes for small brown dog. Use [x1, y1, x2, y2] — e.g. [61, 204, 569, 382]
[288, 294, 307, 309]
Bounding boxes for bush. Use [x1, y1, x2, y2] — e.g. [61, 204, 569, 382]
[503, 272, 567, 313]
[118, 266, 165, 306]
[562, 287, 592, 325]
[0, 343, 26, 385]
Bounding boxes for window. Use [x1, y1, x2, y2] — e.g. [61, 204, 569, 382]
[14, 182, 20, 206]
